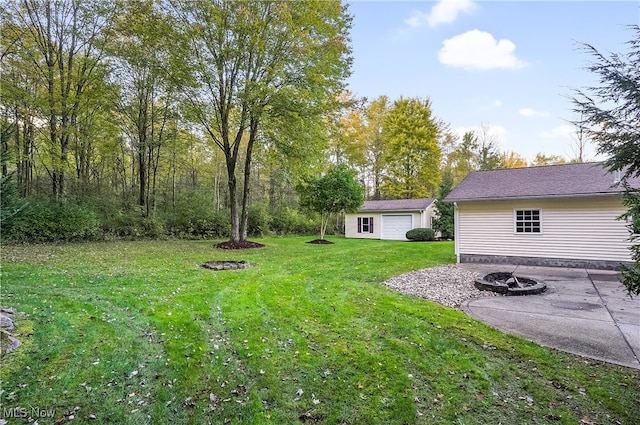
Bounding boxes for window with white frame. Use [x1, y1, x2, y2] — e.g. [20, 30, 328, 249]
[357, 217, 374, 233]
[515, 209, 541, 233]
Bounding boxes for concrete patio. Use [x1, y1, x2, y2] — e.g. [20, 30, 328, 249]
[459, 264, 640, 370]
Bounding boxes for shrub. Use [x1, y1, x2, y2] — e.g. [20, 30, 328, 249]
[161, 189, 231, 239]
[6, 199, 101, 242]
[406, 227, 435, 241]
[270, 206, 319, 235]
[247, 204, 271, 237]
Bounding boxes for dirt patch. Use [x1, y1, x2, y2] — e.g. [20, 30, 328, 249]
[306, 239, 334, 245]
[214, 240, 265, 250]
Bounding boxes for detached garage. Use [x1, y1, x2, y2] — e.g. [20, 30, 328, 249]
[345, 198, 436, 240]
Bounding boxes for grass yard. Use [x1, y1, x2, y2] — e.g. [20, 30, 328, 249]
[1, 237, 639, 424]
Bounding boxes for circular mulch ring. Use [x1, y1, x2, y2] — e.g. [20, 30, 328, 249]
[306, 239, 334, 245]
[214, 240, 265, 250]
[202, 260, 250, 271]
[474, 272, 546, 296]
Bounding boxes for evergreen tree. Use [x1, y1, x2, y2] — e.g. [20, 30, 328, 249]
[432, 171, 454, 239]
[572, 25, 640, 295]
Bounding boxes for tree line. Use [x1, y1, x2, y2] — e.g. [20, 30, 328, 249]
[1, 0, 585, 243]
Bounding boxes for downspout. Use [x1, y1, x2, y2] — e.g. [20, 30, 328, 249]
[454, 202, 460, 263]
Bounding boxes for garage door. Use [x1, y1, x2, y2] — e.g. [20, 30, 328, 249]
[381, 215, 413, 240]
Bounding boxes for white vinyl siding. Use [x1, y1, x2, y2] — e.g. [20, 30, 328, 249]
[345, 213, 381, 239]
[345, 209, 431, 240]
[456, 197, 632, 262]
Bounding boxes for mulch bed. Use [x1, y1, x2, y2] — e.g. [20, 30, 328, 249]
[214, 240, 266, 250]
[306, 239, 334, 245]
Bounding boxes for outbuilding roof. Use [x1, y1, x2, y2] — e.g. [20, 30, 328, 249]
[358, 198, 435, 212]
[445, 162, 637, 202]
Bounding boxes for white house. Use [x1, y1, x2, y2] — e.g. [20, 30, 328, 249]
[345, 198, 436, 240]
[444, 162, 638, 270]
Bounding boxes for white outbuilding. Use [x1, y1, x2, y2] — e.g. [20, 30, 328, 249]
[345, 198, 436, 241]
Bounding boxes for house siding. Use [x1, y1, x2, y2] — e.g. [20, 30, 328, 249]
[345, 213, 382, 239]
[456, 197, 632, 263]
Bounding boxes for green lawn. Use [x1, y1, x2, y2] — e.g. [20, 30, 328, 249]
[1, 237, 638, 424]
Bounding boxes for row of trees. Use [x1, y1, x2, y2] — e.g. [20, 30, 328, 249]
[1, 0, 352, 242]
[0, 0, 621, 250]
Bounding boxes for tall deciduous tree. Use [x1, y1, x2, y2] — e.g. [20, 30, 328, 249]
[3, 0, 115, 201]
[531, 153, 566, 166]
[446, 131, 478, 184]
[476, 124, 504, 171]
[362, 95, 390, 199]
[328, 91, 366, 167]
[111, 0, 180, 216]
[381, 97, 441, 199]
[172, 0, 352, 243]
[571, 25, 640, 295]
[297, 164, 363, 240]
[501, 150, 528, 168]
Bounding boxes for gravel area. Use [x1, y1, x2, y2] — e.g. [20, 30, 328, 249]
[382, 265, 502, 308]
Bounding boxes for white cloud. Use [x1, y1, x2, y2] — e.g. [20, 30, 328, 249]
[519, 108, 550, 118]
[426, 0, 477, 28]
[401, 0, 476, 33]
[404, 11, 429, 29]
[541, 124, 574, 139]
[439, 30, 526, 70]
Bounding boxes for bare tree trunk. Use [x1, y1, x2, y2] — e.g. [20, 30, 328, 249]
[226, 156, 240, 243]
[240, 119, 258, 241]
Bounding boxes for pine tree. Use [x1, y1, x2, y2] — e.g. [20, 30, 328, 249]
[572, 25, 640, 295]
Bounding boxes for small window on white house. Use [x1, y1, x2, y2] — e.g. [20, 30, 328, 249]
[430, 216, 435, 228]
[515, 209, 541, 233]
[358, 217, 374, 233]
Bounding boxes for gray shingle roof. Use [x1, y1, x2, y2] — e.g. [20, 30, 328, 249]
[358, 198, 435, 212]
[445, 162, 636, 202]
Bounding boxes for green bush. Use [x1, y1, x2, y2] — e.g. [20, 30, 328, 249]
[5, 199, 101, 242]
[406, 227, 435, 241]
[164, 208, 230, 239]
[247, 204, 271, 237]
[161, 189, 230, 239]
[270, 206, 318, 235]
[0, 154, 26, 238]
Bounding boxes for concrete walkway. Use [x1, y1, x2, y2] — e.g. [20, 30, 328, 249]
[459, 264, 640, 370]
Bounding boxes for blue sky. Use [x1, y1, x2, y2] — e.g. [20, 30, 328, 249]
[346, 0, 640, 161]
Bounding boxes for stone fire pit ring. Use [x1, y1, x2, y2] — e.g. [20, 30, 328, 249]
[202, 260, 250, 271]
[474, 272, 546, 296]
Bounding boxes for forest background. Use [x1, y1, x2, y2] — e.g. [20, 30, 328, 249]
[0, 0, 584, 243]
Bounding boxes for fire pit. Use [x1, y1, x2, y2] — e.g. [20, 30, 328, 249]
[474, 272, 546, 295]
[201, 260, 250, 271]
